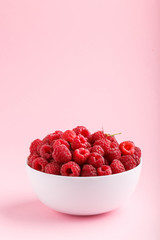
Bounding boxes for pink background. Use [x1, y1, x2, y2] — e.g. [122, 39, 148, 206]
[0, 0, 160, 239]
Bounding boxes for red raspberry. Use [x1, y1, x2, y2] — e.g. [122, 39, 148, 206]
[132, 154, 141, 166]
[90, 131, 106, 143]
[29, 139, 42, 154]
[62, 130, 76, 143]
[27, 154, 39, 167]
[119, 141, 135, 155]
[94, 138, 111, 154]
[106, 135, 119, 147]
[97, 165, 112, 176]
[43, 131, 63, 145]
[73, 148, 90, 165]
[110, 159, 125, 174]
[40, 144, 53, 160]
[91, 145, 104, 156]
[134, 146, 141, 158]
[120, 155, 137, 170]
[45, 162, 60, 175]
[60, 161, 81, 176]
[52, 144, 72, 164]
[106, 147, 121, 163]
[104, 158, 109, 165]
[81, 164, 97, 176]
[87, 152, 104, 168]
[53, 139, 70, 149]
[71, 134, 88, 150]
[32, 157, 48, 172]
[73, 126, 91, 139]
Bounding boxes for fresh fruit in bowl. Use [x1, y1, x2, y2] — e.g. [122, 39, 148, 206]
[26, 126, 142, 215]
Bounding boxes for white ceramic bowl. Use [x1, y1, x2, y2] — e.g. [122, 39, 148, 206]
[26, 161, 142, 215]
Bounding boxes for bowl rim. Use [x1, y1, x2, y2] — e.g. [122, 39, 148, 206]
[26, 158, 142, 179]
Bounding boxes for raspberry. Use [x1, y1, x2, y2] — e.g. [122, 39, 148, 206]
[73, 126, 91, 139]
[62, 130, 76, 143]
[104, 158, 109, 165]
[29, 139, 42, 154]
[71, 134, 88, 150]
[27, 154, 39, 167]
[53, 139, 70, 149]
[106, 147, 121, 163]
[43, 131, 63, 145]
[91, 145, 104, 156]
[60, 161, 81, 176]
[32, 157, 48, 172]
[90, 131, 106, 143]
[73, 148, 90, 165]
[45, 162, 60, 175]
[119, 141, 135, 155]
[132, 154, 141, 166]
[39, 144, 53, 160]
[94, 138, 111, 154]
[110, 159, 125, 174]
[52, 144, 72, 164]
[87, 152, 104, 168]
[120, 155, 137, 170]
[81, 164, 97, 177]
[106, 135, 119, 147]
[97, 165, 112, 176]
[134, 146, 141, 158]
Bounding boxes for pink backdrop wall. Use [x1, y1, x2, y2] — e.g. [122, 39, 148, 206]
[0, 0, 159, 239]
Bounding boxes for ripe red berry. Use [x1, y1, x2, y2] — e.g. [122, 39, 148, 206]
[91, 145, 104, 156]
[60, 161, 81, 176]
[106, 147, 121, 163]
[62, 130, 76, 143]
[52, 144, 72, 164]
[71, 134, 88, 150]
[53, 139, 70, 149]
[110, 159, 125, 174]
[94, 138, 111, 154]
[97, 165, 112, 176]
[134, 146, 141, 158]
[90, 131, 106, 143]
[40, 144, 53, 160]
[106, 135, 119, 147]
[73, 126, 91, 139]
[81, 164, 97, 177]
[119, 141, 135, 155]
[120, 155, 137, 170]
[43, 131, 63, 145]
[87, 152, 104, 168]
[29, 139, 42, 154]
[73, 148, 90, 165]
[32, 157, 48, 172]
[27, 154, 39, 167]
[45, 162, 60, 175]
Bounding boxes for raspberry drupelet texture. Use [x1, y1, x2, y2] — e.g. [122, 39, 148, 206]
[106, 135, 119, 147]
[87, 152, 104, 168]
[30, 139, 42, 154]
[62, 130, 76, 143]
[81, 164, 97, 176]
[45, 162, 60, 175]
[119, 141, 135, 155]
[97, 165, 112, 176]
[73, 126, 91, 139]
[40, 144, 53, 160]
[106, 147, 121, 163]
[60, 161, 81, 176]
[90, 131, 106, 143]
[73, 148, 90, 165]
[91, 145, 104, 156]
[52, 144, 72, 164]
[27, 154, 39, 167]
[94, 138, 111, 154]
[32, 157, 48, 172]
[71, 134, 88, 150]
[43, 131, 63, 145]
[53, 139, 70, 150]
[110, 159, 125, 174]
[120, 155, 137, 170]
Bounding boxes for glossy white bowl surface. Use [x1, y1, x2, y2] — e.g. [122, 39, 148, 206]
[26, 161, 142, 215]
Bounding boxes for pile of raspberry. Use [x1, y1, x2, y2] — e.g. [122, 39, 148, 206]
[27, 126, 141, 177]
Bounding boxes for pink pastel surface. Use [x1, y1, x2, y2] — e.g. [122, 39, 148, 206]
[0, 0, 160, 239]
